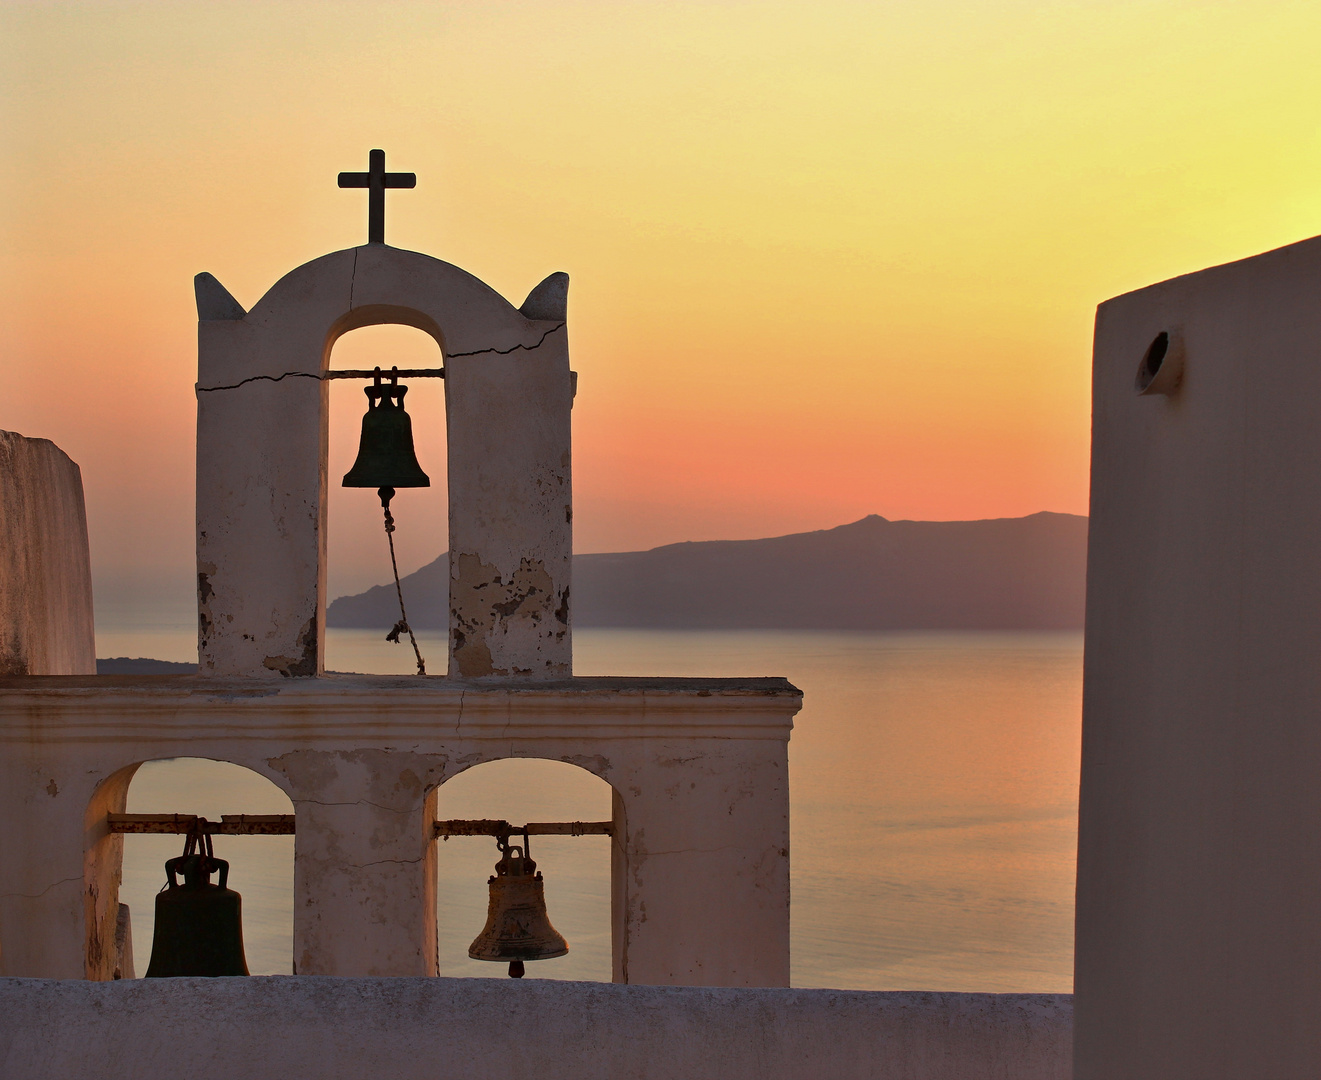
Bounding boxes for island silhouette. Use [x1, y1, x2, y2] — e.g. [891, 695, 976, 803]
[327, 512, 1086, 631]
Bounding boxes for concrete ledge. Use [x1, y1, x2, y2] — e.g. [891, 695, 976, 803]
[0, 977, 1072, 1080]
[0, 674, 802, 743]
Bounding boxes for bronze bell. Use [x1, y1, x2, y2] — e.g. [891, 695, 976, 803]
[145, 822, 249, 978]
[468, 835, 568, 978]
[342, 367, 431, 492]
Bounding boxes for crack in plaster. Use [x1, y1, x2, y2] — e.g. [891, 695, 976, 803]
[445, 322, 565, 359]
[1, 875, 80, 900]
[352, 857, 424, 869]
[196, 370, 322, 393]
[195, 324, 566, 394]
[299, 797, 415, 815]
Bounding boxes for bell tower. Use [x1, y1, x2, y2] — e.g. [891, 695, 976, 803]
[194, 151, 574, 678]
[0, 151, 798, 992]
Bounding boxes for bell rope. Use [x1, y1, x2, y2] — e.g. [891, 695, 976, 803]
[379, 486, 426, 676]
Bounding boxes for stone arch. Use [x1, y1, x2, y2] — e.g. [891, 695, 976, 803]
[432, 754, 622, 982]
[83, 756, 295, 980]
[195, 244, 573, 680]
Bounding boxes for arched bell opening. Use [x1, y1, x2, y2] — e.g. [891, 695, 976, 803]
[324, 322, 448, 675]
[106, 757, 295, 978]
[434, 758, 618, 982]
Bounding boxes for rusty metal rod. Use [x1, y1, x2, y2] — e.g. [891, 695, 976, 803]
[323, 368, 444, 380]
[435, 819, 612, 838]
[107, 813, 295, 835]
[107, 814, 610, 838]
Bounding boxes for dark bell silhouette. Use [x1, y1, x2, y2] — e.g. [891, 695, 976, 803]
[468, 838, 567, 978]
[342, 367, 430, 491]
[144, 823, 249, 978]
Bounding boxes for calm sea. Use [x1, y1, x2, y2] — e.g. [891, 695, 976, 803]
[102, 626, 1082, 992]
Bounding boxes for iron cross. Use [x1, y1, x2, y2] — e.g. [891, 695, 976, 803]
[338, 149, 416, 245]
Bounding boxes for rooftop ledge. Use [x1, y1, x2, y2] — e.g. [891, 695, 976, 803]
[0, 978, 1073, 1080]
[0, 673, 800, 695]
[0, 675, 802, 744]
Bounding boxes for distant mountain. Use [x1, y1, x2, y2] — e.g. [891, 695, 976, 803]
[331, 554, 451, 630]
[97, 657, 195, 674]
[327, 512, 1087, 631]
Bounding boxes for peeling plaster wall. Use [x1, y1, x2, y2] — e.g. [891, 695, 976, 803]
[0, 676, 796, 986]
[607, 739, 788, 986]
[446, 336, 573, 677]
[273, 747, 445, 976]
[195, 244, 571, 678]
[0, 979, 1073, 1080]
[1077, 234, 1321, 1080]
[0, 431, 95, 676]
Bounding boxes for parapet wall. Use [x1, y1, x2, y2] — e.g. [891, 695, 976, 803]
[0, 977, 1072, 1080]
[0, 675, 797, 986]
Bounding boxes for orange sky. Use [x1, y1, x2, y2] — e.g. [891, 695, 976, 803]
[4, 1, 1321, 609]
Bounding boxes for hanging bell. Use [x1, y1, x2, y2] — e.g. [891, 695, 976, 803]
[144, 822, 249, 978]
[342, 367, 431, 491]
[468, 835, 568, 978]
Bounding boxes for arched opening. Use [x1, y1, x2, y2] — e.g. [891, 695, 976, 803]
[325, 322, 448, 675]
[117, 758, 295, 976]
[435, 759, 614, 982]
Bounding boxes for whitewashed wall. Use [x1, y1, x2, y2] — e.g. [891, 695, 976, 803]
[195, 246, 572, 679]
[0, 431, 95, 676]
[0, 978, 1072, 1080]
[1077, 233, 1321, 1079]
[0, 675, 794, 987]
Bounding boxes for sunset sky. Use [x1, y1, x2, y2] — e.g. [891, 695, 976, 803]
[4, 1, 1321, 612]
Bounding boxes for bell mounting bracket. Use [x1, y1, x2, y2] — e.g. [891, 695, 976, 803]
[324, 366, 444, 381]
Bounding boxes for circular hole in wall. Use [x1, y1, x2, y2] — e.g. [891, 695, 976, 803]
[1136, 332, 1169, 393]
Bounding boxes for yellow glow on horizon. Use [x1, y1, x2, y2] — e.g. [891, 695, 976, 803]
[3, 1, 1321, 602]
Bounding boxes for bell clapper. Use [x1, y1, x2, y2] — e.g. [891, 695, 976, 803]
[509, 961, 525, 979]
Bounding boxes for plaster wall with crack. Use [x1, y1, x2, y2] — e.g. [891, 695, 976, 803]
[0, 235, 801, 1004]
[0, 676, 798, 986]
[194, 243, 572, 679]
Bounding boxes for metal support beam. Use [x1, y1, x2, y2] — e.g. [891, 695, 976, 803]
[434, 819, 612, 839]
[106, 814, 610, 838]
[324, 368, 444, 380]
[107, 813, 294, 835]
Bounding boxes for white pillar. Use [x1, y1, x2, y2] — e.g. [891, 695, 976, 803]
[445, 336, 573, 678]
[278, 748, 441, 976]
[610, 739, 791, 986]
